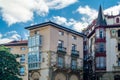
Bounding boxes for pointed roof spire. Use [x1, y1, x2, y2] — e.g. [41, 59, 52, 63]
[96, 5, 107, 26]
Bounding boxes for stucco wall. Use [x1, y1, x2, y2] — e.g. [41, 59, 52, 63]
[106, 28, 117, 71]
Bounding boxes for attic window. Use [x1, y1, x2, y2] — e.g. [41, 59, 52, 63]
[116, 18, 119, 23]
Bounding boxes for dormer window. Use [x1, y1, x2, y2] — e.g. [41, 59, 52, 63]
[116, 18, 119, 23]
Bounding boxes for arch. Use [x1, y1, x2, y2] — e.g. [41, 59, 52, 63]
[70, 74, 78, 80]
[55, 73, 66, 80]
[32, 72, 40, 80]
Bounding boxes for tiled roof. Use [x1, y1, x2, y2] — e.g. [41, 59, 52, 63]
[2, 40, 28, 46]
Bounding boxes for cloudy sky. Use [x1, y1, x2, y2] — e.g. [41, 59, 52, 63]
[0, 0, 120, 44]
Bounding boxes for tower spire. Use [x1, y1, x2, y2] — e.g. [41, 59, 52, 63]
[96, 5, 107, 26]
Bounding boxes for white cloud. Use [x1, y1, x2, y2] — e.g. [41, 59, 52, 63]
[0, 0, 77, 25]
[76, 4, 120, 30]
[0, 38, 13, 44]
[24, 31, 29, 40]
[104, 4, 120, 15]
[4, 31, 17, 36]
[11, 34, 21, 40]
[76, 5, 98, 24]
[47, 0, 77, 9]
[52, 4, 120, 32]
[52, 16, 87, 32]
[0, 31, 21, 44]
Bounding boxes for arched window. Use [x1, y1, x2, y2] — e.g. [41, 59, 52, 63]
[116, 18, 119, 23]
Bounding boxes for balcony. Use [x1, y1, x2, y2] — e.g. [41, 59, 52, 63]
[95, 37, 106, 43]
[28, 62, 41, 70]
[95, 50, 106, 57]
[57, 46, 66, 55]
[95, 67, 106, 71]
[51, 62, 82, 73]
[71, 50, 79, 58]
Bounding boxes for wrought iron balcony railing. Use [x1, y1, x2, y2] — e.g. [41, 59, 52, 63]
[71, 50, 79, 57]
[57, 46, 66, 55]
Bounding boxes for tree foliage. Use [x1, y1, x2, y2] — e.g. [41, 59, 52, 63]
[0, 46, 22, 80]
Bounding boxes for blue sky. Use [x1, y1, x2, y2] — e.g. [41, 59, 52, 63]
[0, 0, 120, 44]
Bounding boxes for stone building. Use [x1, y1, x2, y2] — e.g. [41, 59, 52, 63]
[84, 5, 120, 80]
[25, 21, 84, 80]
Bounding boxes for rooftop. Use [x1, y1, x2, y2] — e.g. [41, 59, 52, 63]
[25, 21, 85, 37]
[1, 40, 28, 46]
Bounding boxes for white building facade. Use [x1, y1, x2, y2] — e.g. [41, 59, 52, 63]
[84, 6, 120, 80]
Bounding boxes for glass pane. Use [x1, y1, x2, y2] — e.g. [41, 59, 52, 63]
[20, 67, 25, 75]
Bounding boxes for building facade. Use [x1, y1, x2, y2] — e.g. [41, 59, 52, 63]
[84, 6, 120, 80]
[25, 21, 84, 80]
[3, 40, 28, 80]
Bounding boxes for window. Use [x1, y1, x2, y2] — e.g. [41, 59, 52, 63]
[118, 30, 120, 37]
[59, 31, 64, 35]
[96, 57, 106, 68]
[28, 52, 41, 63]
[72, 44, 76, 50]
[99, 43, 104, 52]
[20, 54, 25, 63]
[118, 58, 120, 66]
[118, 43, 120, 51]
[71, 59, 77, 69]
[58, 40, 64, 47]
[21, 47, 26, 50]
[20, 67, 25, 76]
[35, 30, 39, 34]
[72, 35, 77, 40]
[100, 29, 104, 38]
[116, 18, 119, 23]
[58, 56, 64, 68]
[28, 35, 42, 47]
[96, 43, 105, 52]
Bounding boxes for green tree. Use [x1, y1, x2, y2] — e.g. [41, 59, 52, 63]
[0, 46, 22, 80]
